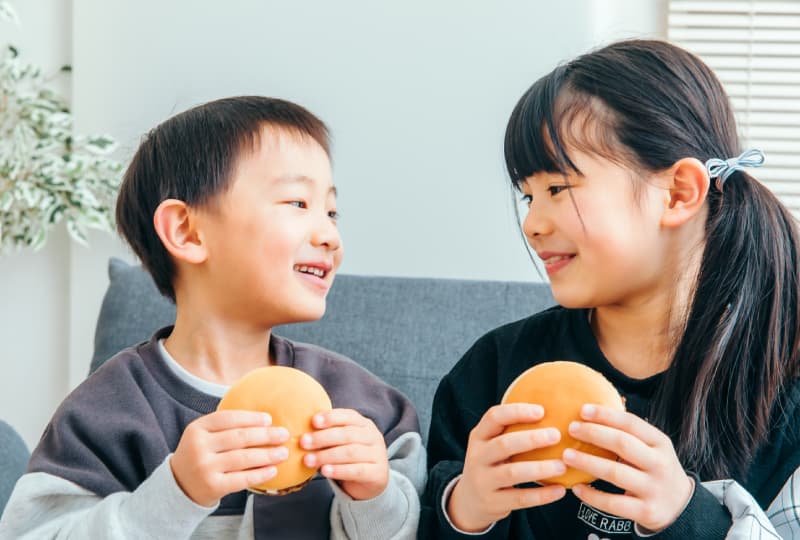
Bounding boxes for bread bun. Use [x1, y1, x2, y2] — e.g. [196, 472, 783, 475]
[217, 366, 332, 495]
[501, 361, 624, 488]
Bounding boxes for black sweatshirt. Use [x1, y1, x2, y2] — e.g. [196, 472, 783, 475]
[420, 306, 800, 539]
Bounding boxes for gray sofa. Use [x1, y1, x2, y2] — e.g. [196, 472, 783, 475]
[92, 258, 555, 441]
[0, 421, 29, 517]
[0, 257, 554, 518]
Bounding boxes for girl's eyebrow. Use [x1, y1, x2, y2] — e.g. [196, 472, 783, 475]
[273, 174, 337, 197]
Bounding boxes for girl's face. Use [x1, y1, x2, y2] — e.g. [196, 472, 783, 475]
[519, 149, 672, 309]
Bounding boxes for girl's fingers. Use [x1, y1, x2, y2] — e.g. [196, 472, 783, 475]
[218, 446, 289, 473]
[567, 420, 654, 470]
[492, 459, 567, 489]
[485, 427, 561, 464]
[571, 483, 645, 522]
[471, 404, 545, 441]
[211, 426, 290, 452]
[304, 443, 377, 468]
[498, 485, 567, 511]
[580, 405, 666, 448]
[562, 448, 648, 494]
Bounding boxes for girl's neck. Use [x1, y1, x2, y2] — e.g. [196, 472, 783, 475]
[590, 302, 680, 379]
[590, 211, 706, 380]
[163, 308, 274, 386]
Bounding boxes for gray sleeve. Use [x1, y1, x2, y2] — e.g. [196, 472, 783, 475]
[329, 431, 426, 540]
[0, 456, 216, 540]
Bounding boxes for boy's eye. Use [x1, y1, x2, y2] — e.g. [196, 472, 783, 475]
[288, 201, 307, 209]
[520, 194, 533, 206]
[548, 185, 568, 196]
[328, 210, 340, 221]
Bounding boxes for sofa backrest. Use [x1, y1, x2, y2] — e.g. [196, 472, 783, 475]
[92, 258, 555, 442]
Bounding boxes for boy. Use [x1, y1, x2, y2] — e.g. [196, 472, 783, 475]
[0, 96, 425, 539]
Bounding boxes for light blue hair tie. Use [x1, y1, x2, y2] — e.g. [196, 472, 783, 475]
[705, 148, 765, 190]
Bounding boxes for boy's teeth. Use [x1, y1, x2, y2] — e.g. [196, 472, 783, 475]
[294, 265, 325, 277]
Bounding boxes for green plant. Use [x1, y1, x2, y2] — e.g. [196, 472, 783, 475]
[0, 1, 122, 252]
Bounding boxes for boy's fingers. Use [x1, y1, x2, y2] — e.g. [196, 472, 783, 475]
[304, 443, 376, 468]
[200, 410, 272, 432]
[301, 425, 373, 450]
[219, 446, 289, 473]
[318, 462, 378, 482]
[486, 428, 561, 463]
[312, 409, 369, 429]
[471, 404, 544, 441]
[211, 426, 290, 452]
[223, 466, 278, 494]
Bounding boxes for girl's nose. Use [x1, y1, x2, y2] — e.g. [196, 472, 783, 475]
[522, 204, 553, 239]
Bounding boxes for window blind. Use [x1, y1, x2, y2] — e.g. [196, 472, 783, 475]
[668, 1, 800, 213]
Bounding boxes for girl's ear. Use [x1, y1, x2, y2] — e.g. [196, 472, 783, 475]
[153, 199, 208, 264]
[661, 157, 710, 228]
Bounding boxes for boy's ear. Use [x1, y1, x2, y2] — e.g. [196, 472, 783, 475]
[153, 199, 208, 264]
[660, 157, 710, 228]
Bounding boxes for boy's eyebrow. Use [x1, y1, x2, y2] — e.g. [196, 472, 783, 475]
[274, 174, 337, 197]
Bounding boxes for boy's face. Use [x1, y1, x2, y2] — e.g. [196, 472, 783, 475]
[196, 127, 342, 328]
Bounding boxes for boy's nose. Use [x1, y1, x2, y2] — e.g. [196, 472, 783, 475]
[312, 215, 342, 252]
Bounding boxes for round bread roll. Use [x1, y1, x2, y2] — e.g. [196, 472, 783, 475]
[217, 366, 332, 495]
[501, 361, 625, 488]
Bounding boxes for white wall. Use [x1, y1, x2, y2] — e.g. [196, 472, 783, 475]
[0, 0, 73, 448]
[1, 0, 665, 449]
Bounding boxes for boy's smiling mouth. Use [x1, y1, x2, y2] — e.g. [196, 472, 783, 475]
[294, 264, 328, 278]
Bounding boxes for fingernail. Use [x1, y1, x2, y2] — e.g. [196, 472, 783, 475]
[304, 453, 316, 467]
[300, 434, 312, 448]
[563, 449, 577, 462]
[265, 466, 277, 479]
[313, 414, 325, 427]
[275, 447, 289, 460]
[276, 427, 290, 441]
[263, 413, 272, 425]
[581, 404, 596, 418]
[531, 404, 544, 417]
[569, 421, 580, 434]
[554, 461, 567, 474]
[546, 428, 560, 442]
[321, 464, 333, 476]
[572, 484, 583, 496]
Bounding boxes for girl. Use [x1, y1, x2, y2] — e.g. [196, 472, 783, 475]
[420, 39, 800, 539]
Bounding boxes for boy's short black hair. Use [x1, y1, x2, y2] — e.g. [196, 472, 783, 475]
[116, 96, 330, 302]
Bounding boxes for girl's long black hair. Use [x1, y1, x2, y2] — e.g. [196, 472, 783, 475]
[504, 39, 800, 479]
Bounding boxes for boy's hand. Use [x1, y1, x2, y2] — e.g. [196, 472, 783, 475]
[564, 404, 694, 533]
[300, 408, 389, 501]
[170, 410, 290, 507]
[448, 403, 567, 533]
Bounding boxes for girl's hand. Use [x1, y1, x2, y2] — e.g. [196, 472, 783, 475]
[300, 408, 389, 501]
[448, 403, 568, 532]
[170, 410, 290, 507]
[564, 404, 694, 533]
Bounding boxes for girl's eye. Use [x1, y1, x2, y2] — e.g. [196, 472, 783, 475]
[288, 201, 307, 209]
[520, 194, 533, 206]
[328, 210, 340, 221]
[548, 185, 568, 196]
